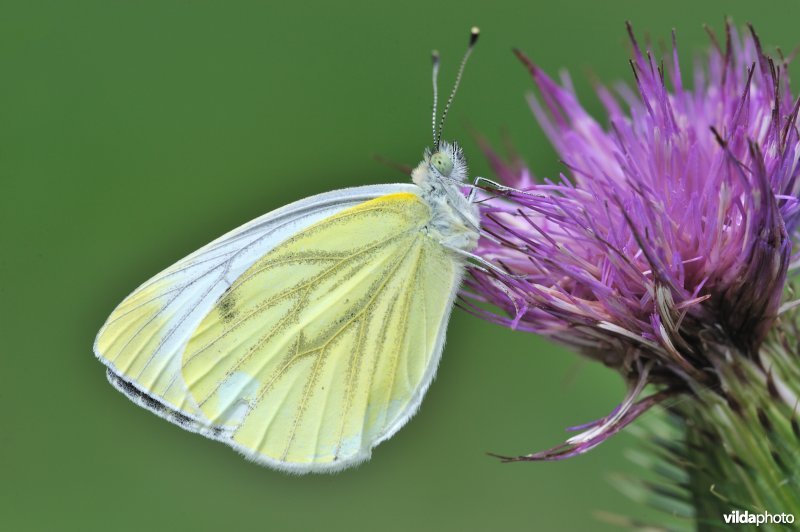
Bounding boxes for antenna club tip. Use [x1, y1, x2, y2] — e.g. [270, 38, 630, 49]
[470, 26, 480, 45]
[432, 49, 440, 62]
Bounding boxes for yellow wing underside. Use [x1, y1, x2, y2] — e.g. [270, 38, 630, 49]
[101, 192, 460, 470]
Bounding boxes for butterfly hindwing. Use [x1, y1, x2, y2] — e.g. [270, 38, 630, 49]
[181, 192, 462, 472]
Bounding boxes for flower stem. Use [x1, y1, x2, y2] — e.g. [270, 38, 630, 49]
[628, 319, 800, 529]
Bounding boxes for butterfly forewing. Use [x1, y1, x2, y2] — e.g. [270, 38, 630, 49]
[181, 193, 461, 470]
[94, 184, 416, 431]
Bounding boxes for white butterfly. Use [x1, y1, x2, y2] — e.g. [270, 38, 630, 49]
[94, 27, 492, 473]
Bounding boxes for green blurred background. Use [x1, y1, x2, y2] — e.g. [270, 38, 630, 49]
[2, 1, 798, 530]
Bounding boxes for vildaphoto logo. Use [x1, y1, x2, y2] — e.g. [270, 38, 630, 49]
[723, 510, 795, 526]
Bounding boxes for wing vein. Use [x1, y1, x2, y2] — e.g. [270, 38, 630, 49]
[237, 235, 419, 425]
[379, 241, 426, 435]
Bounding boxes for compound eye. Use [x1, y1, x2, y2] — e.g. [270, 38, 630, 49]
[430, 152, 454, 176]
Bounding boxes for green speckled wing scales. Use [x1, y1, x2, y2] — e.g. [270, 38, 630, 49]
[181, 192, 461, 472]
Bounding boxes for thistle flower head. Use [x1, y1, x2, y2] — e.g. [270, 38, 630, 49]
[469, 23, 800, 459]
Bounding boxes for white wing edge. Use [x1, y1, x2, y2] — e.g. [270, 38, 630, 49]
[95, 183, 419, 443]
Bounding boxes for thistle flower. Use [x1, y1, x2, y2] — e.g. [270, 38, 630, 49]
[468, 22, 800, 521]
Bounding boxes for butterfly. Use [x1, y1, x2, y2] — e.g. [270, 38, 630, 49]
[94, 27, 492, 473]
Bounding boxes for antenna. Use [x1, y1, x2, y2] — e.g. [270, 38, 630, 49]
[436, 26, 480, 146]
[431, 50, 440, 146]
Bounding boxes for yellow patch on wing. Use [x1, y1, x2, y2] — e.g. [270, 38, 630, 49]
[182, 193, 458, 467]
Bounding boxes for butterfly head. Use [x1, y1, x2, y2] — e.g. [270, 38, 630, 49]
[430, 150, 455, 177]
[413, 140, 468, 187]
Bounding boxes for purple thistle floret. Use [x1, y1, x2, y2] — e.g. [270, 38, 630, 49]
[468, 23, 800, 460]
